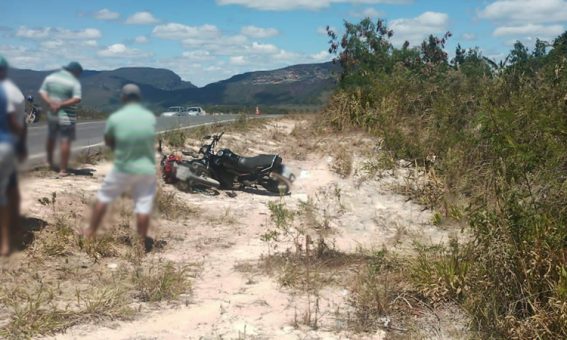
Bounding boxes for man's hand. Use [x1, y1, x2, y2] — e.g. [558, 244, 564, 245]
[49, 101, 61, 113]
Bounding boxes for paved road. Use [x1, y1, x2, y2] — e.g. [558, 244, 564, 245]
[26, 114, 243, 167]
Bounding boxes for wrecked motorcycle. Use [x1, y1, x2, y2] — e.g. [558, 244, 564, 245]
[160, 132, 295, 194]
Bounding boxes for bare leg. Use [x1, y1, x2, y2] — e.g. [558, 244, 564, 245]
[85, 201, 107, 238]
[136, 214, 151, 239]
[47, 138, 56, 169]
[59, 139, 71, 175]
[8, 184, 21, 245]
[0, 205, 11, 256]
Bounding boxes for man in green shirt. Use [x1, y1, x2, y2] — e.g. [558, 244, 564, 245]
[85, 84, 157, 248]
[39, 61, 83, 177]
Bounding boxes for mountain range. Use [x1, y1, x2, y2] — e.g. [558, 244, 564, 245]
[11, 62, 339, 112]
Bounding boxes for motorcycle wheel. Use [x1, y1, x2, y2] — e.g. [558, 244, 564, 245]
[188, 162, 221, 189]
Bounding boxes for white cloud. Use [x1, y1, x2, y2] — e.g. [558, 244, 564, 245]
[181, 34, 249, 56]
[311, 50, 332, 61]
[40, 40, 64, 49]
[351, 7, 382, 18]
[134, 35, 149, 44]
[182, 50, 213, 61]
[205, 66, 223, 72]
[390, 11, 449, 46]
[152, 23, 221, 40]
[273, 50, 301, 61]
[493, 23, 564, 37]
[249, 42, 280, 54]
[241, 25, 279, 38]
[0, 45, 43, 69]
[126, 11, 159, 25]
[479, 0, 567, 24]
[217, 0, 411, 11]
[40, 39, 98, 49]
[16, 26, 102, 40]
[230, 56, 248, 65]
[94, 9, 120, 21]
[84, 40, 98, 47]
[97, 44, 151, 58]
[462, 33, 476, 41]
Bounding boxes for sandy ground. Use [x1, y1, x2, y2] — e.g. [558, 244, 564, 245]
[13, 119, 467, 339]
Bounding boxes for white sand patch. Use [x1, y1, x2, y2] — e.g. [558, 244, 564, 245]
[16, 118, 469, 339]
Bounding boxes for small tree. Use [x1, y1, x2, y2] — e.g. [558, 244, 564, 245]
[328, 18, 394, 87]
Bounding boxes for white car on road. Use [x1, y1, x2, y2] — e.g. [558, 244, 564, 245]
[186, 107, 207, 116]
[161, 106, 188, 117]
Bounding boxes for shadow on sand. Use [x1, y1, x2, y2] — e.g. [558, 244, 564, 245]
[13, 216, 48, 250]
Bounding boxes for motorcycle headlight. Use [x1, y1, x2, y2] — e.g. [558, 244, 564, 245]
[218, 150, 224, 157]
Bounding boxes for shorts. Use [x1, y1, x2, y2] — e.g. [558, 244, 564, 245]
[48, 120, 76, 141]
[97, 169, 157, 214]
[0, 143, 15, 206]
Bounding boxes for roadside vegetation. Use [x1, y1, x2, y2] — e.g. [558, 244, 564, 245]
[161, 114, 267, 150]
[321, 18, 567, 338]
[0, 189, 193, 338]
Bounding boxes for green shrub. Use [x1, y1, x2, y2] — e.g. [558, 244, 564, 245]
[324, 18, 567, 338]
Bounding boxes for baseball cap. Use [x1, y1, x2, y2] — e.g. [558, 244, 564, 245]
[121, 84, 142, 99]
[0, 55, 8, 70]
[64, 61, 83, 74]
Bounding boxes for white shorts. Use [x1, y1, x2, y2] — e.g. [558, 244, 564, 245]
[97, 170, 157, 214]
[0, 143, 15, 206]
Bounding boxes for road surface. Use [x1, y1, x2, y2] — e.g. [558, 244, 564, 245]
[26, 114, 244, 167]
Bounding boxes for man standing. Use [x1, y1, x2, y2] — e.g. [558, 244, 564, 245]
[0, 56, 26, 247]
[39, 62, 83, 177]
[0, 58, 17, 256]
[85, 84, 157, 249]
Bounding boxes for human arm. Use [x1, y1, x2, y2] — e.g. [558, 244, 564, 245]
[104, 117, 115, 150]
[7, 114, 23, 137]
[55, 97, 81, 111]
[39, 92, 80, 113]
[104, 134, 115, 150]
[6, 98, 23, 136]
[38, 78, 58, 112]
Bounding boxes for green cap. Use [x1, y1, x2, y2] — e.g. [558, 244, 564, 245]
[0, 55, 8, 70]
[64, 61, 83, 74]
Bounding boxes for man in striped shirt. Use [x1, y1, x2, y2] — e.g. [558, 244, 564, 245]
[39, 62, 83, 177]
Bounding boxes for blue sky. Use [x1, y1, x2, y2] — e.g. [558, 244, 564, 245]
[2, 0, 566, 86]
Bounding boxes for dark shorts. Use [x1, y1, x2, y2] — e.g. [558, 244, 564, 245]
[48, 120, 76, 141]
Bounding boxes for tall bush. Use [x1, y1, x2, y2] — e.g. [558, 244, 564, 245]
[324, 18, 567, 338]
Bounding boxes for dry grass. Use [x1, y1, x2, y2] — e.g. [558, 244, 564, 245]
[155, 186, 199, 220]
[73, 147, 113, 166]
[28, 214, 78, 258]
[132, 261, 191, 303]
[0, 191, 195, 338]
[0, 268, 135, 339]
[331, 147, 353, 178]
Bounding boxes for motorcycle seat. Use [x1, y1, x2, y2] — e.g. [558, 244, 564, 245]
[237, 154, 279, 173]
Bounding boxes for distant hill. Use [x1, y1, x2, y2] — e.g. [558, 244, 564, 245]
[10, 63, 339, 112]
[197, 62, 339, 106]
[11, 67, 197, 110]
